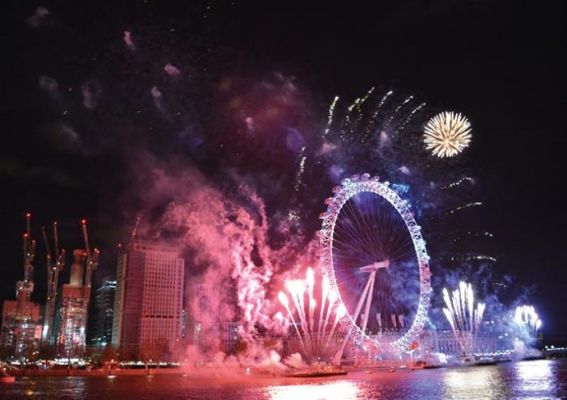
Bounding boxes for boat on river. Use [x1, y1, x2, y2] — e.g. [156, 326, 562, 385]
[284, 365, 347, 378]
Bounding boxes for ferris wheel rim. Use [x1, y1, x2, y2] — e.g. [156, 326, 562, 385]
[319, 173, 431, 353]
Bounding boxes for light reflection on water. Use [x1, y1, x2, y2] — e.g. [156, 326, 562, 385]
[2, 360, 565, 400]
[515, 359, 553, 398]
[267, 381, 359, 400]
[442, 366, 505, 398]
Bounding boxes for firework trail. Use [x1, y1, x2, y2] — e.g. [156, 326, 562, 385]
[293, 147, 307, 193]
[441, 177, 475, 190]
[446, 202, 483, 215]
[323, 96, 340, 138]
[442, 281, 486, 355]
[449, 230, 494, 245]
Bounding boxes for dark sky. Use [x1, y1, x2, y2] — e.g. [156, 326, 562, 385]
[1, 1, 566, 336]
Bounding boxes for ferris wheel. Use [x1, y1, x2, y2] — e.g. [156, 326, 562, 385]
[319, 174, 431, 354]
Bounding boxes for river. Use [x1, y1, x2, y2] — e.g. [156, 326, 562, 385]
[2, 359, 566, 399]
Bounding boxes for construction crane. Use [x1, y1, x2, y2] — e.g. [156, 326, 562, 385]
[81, 219, 100, 291]
[22, 213, 36, 288]
[16, 213, 36, 312]
[41, 222, 66, 344]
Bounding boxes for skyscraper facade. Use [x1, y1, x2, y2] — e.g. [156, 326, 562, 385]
[0, 299, 41, 359]
[52, 250, 89, 358]
[92, 280, 116, 347]
[112, 240, 184, 360]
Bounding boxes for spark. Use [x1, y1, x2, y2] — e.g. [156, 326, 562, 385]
[287, 209, 301, 224]
[342, 87, 375, 142]
[347, 87, 374, 113]
[279, 269, 346, 360]
[293, 147, 306, 193]
[465, 255, 497, 263]
[370, 90, 394, 123]
[515, 305, 542, 337]
[447, 202, 483, 215]
[423, 111, 472, 158]
[449, 231, 494, 245]
[388, 95, 413, 123]
[398, 102, 426, 132]
[323, 96, 339, 138]
[442, 281, 485, 355]
[441, 177, 475, 190]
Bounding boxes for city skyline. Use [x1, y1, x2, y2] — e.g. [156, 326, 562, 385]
[1, 0, 565, 345]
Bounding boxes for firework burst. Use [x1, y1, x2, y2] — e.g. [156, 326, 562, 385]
[442, 281, 485, 355]
[278, 268, 347, 361]
[423, 112, 472, 158]
[514, 305, 542, 337]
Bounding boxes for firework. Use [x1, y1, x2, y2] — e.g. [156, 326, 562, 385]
[442, 281, 485, 355]
[441, 177, 475, 190]
[323, 96, 339, 138]
[293, 147, 306, 193]
[278, 268, 345, 361]
[423, 112, 472, 158]
[446, 201, 483, 215]
[514, 305, 542, 337]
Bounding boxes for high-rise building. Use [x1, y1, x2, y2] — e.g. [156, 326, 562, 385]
[0, 300, 42, 359]
[52, 250, 90, 358]
[112, 240, 184, 360]
[92, 281, 116, 347]
[0, 215, 42, 360]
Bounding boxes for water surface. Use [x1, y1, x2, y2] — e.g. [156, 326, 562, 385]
[2, 359, 566, 400]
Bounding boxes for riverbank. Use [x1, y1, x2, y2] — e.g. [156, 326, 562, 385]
[10, 367, 185, 378]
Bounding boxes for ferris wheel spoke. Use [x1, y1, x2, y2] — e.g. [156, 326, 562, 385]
[334, 221, 373, 253]
[342, 200, 380, 259]
[349, 198, 384, 259]
[335, 214, 373, 256]
[387, 239, 415, 262]
[333, 233, 374, 262]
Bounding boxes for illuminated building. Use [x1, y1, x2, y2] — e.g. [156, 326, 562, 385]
[92, 280, 116, 347]
[53, 250, 90, 358]
[0, 214, 42, 360]
[112, 240, 184, 360]
[0, 300, 42, 359]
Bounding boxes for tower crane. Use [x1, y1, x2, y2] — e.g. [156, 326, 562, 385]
[41, 222, 66, 344]
[81, 219, 100, 293]
[17, 213, 36, 313]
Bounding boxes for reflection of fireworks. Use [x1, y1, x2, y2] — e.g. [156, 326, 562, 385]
[278, 267, 346, 361]
[515, 305, 542, 337]
[424, 112, 472, 158]
[442, 281, 485, 355]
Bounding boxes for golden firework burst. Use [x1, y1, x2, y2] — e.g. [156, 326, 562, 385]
[423, 112, 472, 158]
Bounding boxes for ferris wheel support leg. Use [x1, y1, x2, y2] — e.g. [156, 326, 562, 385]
[332, 273, 374, 366]
[361, 271, 377, 335]
[332, 330, 350, 366]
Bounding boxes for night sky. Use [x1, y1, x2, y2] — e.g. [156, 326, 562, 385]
[2, 1, 566, 336]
